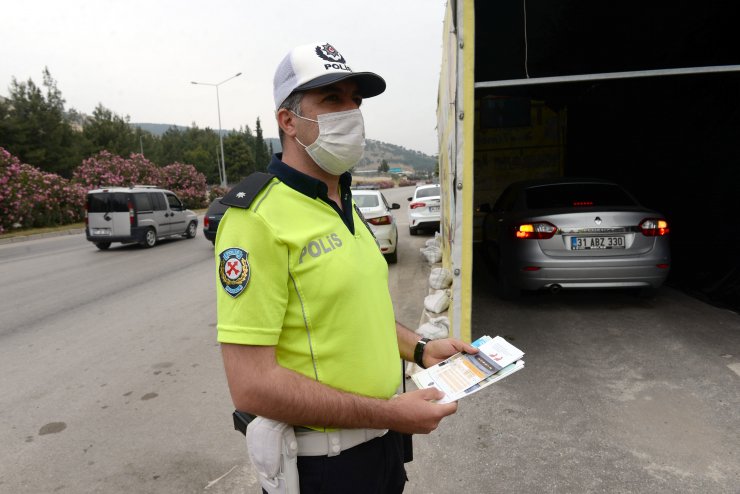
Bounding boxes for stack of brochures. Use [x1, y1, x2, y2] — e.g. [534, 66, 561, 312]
[410, 335, 525, 403]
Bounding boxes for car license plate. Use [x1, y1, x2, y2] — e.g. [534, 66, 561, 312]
[429, 206, 440, 212]
[571, 236, 624, 250]
[92, 228, 111, 236]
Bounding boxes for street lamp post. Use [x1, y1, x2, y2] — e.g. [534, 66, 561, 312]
[191, 72, 242, 187]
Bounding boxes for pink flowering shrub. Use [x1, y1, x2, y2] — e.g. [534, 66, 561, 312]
[0, 147, 86, 234]
[73, 152, 161, 189]
[208, 185, 229, 203]
[73, 153, 208, 208]
[159, 162, 209, 209]
[1, 149, 210, 234]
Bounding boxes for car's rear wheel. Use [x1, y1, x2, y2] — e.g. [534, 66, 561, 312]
[141, 228, 157, 248]
[385, 249, 398, 264]
[409, 226, 417, 236]
[94, 242, 111, 250]
[184, 221, 197, 238]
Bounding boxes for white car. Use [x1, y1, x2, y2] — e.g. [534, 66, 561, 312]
[352, 188, 400, 263]
[407, 184, 441, 235]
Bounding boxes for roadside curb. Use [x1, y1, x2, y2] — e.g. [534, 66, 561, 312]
[0, 228, 85, 245]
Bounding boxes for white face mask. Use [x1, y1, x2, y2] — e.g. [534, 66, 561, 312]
[293, 109, 366, 175]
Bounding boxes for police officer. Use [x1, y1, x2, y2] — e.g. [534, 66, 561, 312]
[215, 42, 477, 494]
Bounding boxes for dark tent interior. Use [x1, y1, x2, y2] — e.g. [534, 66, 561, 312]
[473, 0, 740, 310]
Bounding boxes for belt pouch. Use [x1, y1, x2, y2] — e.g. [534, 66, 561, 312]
[246, 417, 300, 494]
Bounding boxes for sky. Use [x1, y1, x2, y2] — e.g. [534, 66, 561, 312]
[0, 0, 448, 156]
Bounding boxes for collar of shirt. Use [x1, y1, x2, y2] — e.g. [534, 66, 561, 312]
[267, 154, 355, 233]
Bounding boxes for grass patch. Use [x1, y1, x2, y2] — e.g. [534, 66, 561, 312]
[0, 222, 86, 240]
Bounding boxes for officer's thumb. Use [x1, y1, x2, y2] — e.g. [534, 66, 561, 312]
[418, 386, 446, 403]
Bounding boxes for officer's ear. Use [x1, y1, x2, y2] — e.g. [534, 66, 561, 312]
[276, 108, 297, 138]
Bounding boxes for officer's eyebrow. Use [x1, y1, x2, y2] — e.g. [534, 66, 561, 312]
[316, 83, 363, 103]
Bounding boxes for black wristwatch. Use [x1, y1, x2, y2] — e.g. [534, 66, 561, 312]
[414, 338, 431, 369]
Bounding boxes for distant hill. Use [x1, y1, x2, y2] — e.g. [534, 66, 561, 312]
[132, 124, 437, 172]
[359, 139, 437, 172]
[132, 123, 190, 135]
[260, 138, 436, 172]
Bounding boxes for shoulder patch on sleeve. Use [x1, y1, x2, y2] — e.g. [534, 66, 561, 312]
[219, 248, 250, 297]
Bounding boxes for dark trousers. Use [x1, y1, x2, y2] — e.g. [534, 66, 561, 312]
[262, 430, 407, 494]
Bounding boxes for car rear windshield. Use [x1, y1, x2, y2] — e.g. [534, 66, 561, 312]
[416, 186, 440, 199]
[525, 183, 638, 209]
[87, 193, 129, 213]
[354, 195, 380, 208]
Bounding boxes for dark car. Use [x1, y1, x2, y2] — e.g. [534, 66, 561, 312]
[480, 177, 671, 298]
[203, 197, 228, 244]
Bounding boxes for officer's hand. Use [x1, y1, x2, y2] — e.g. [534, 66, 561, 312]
[423, 338, 478, 368]
[386, 388, 458, 434]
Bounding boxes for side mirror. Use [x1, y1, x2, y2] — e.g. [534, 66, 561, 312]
[391, 203, 401, 210]
[407, 197, 412, 202]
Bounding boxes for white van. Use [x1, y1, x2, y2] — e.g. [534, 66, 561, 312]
[85, 186, 198, 250]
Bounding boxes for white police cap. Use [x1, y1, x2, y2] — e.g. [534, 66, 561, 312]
[273, 42, 386, 109]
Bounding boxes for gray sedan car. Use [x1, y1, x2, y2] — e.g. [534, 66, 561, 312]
[480, 178, 671, 298]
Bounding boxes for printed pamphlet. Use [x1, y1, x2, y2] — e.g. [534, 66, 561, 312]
[410, 335, 525, 403]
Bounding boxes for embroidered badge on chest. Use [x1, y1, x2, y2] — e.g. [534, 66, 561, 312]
[219, 248, 250, 298]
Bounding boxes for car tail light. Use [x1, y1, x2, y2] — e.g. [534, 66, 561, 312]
[128, 200, 135, 226]
[204, 216, 210, 229]
[368, 215, 392, 225]
[515, 222, 557, 239]
[409, 202, 426, 209]
[573, 200, 594, 207]
[639, 218, 669, 236]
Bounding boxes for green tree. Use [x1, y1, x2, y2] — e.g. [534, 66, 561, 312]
[0, 67, 82, 176]
[378, 159, 389, 173]
[159, 126, 188, 165]
[83, 104, 139, 157]
[188, 126, 220, 183]
[254, 117, 269, 167]
[183, 146, 217, 182]
[223, 131, 255, 182]
[134, 126, 160, 162]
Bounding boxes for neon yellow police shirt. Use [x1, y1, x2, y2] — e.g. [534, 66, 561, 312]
[215, 173, 401, 403]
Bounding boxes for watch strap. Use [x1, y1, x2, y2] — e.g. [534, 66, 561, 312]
[414, 338, 431, 369]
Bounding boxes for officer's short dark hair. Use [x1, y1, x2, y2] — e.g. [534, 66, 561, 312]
[278, 91, 304, 146]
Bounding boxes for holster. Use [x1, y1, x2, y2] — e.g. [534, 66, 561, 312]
[245, 417, 300, 494]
